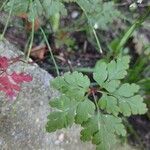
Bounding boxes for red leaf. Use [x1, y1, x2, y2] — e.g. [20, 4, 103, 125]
[0, 75, 20, 91]
[0, 56, 33, 99]
[0, 86, 16, 98]
[11, 72, 33, 84]
[0, 75, 20, 98]
[0, 57, 9, 70]
[6, 89, 16, 98]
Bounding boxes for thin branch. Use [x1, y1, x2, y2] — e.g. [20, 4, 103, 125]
[40, 27, 60, 76]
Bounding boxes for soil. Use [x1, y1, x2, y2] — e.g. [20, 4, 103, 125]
[128, 115, 150, 150]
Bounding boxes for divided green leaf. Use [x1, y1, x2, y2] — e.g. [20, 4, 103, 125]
[81, 114, 126, 150]
[51, 71, 90, 100]
[46, 92, 95, 132]
[46, 55, 147, 150]
[94, 56, 147, 116]
[4, 0, 67, 21]
[76, 0, 120, 29]
[4, 0, 120, 29]
[46, 71, 95, 132]
[46, 95, 77, 132]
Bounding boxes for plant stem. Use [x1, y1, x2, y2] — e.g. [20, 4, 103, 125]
[0, 0, 15, 40]
[92, 28, 103, 54]
[40, 27, 60, 76]
[0, 0, 8, 11]
[49, 66, 93, 73]
[116, 6, 150, 54]
[26, 0, 36, 62]
[26, 20, 35, 62]
[24, 34, 32, 58]
[77, 3, 103, 54]
[92, 91, 101, 131]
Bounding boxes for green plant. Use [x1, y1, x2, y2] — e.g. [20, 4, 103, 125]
[1, 1, 149, 149]
[4, 0, 120, 27]
[46, 56, 147, 150]
[3, 0, 120, 53]
[109, 6, 150, 55]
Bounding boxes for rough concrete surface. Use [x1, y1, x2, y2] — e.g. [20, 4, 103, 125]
[0, 40, 137, 150]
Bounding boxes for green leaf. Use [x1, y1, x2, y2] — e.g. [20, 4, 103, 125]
[93, 61, 107, 86]
[117, 95, 147, 116]
[103, 80, 120, 93]
[99, 94, 119, 116]
[112, 83, 147, 116]
[49, 95, 77, 110]
[46, 111, 69, 132]
[51, 71, 90, 100]
[75, 99, 95, 124]
[43, 0, 67, 18]
[94, 56, 147, 116]
[81, 113, 126, 150]
[77, 0, 120, 30]
[4, 0, 29, 15]
[114, 83, 139, 97]
[4, 0, 121, 30]
[94, 56, 130, 87]
[46, 56, 147, 150]
[107, 56, 130, 80]
[46, 95, 77, 132]
[47, 88, 95, 131]
[5, 0, 67, 21]
[99, 93, 147, 117]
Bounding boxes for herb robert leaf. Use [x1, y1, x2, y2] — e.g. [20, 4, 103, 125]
[46, 56, 147, 150]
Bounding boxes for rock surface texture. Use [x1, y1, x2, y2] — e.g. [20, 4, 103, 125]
[0, 40, 136, 150]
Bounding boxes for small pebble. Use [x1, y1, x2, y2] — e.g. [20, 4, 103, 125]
[54, 140, 60, 145]
[58, 133, 64, 142]
[71, 11, 79, 19]
[36, 118, 39, 123]
[40, 101, 44, 106]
